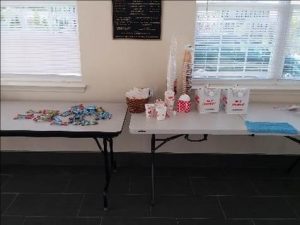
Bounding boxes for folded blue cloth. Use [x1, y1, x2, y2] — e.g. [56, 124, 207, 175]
[245, 121, 298, 134]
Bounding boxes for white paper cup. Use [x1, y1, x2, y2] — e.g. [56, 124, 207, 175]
[164, 90, 175, 112]
[156, 105, 167, 121]
[155, 99, 165, 107]
[164, 90, 175, 101]
[145, 104, 155, 118]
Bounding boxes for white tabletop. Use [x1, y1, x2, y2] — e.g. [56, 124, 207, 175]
[129, 103, 300, 136]
[1, 101, 127, 137]
[241, 103, 300, 133]
[130, 108, 247, 135]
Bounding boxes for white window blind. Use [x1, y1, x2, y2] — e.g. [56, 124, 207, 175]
[1, 1, 81, 77]
[282, 6, 300, 80]
[193, 1, 300, 81]
[194, 1, 280, 79]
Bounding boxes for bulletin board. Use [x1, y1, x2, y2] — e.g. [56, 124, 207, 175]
[112, 0, 161, 39]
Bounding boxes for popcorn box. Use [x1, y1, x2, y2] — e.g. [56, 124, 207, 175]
[156, 105, 167, 120]
[195, 87, 221, 113]
[177, 94, 191, 113]
[164, 90, 175, 116]
[221, 88, 250, 114]
[145, 104, 155, 118]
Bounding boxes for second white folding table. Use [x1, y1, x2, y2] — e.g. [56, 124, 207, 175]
[129, 103, 300, 205]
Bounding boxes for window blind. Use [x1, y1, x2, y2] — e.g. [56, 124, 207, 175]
[194, 1, 280, 79]
[1, 1, 81, 76]
[282, 7, 300, 80]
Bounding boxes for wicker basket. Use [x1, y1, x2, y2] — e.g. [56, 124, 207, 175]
[126, 97, 149, 113]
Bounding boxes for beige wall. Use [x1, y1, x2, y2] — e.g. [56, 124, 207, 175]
[1, 1, 300, 154]
[1, 1, 196, 101]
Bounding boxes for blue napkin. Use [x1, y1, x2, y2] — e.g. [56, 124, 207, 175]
[245, 121, 298, 134]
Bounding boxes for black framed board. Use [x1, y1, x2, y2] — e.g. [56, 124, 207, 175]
[112, 0, 161, 39]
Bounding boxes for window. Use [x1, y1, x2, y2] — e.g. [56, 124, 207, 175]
[283, 8, 300, 79]
[193, 0, 300, 82]
[1, 1, 81, 77]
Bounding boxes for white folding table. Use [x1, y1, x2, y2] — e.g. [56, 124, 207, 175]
[129, 103, 300, 205]
[1, 101, 127, 210]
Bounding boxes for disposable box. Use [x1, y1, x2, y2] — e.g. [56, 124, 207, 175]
[221, 88, 250, 114]
[195, 87, 221, 113]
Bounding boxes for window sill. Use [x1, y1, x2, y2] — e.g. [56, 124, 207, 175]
[1, 78, 87, 93]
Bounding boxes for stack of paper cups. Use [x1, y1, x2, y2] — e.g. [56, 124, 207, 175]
[164, 90, 175, 116]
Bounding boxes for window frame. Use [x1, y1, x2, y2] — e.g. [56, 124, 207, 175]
[192, 0, 300, 89]
[0, 1, 85, 92]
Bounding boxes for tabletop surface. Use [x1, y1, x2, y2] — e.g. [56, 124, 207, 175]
[130, 103, 300, 136]
[1, 101, 127, 136]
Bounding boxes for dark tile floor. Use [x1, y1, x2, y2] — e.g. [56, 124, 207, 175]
[1, 165, 300, 225]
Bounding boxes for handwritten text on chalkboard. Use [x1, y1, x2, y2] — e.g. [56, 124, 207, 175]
[113, 0, 161, 39]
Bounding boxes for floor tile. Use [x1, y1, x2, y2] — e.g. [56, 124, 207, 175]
[101, 217, 177, 225]
[2, 164, 300, 221]
[114, 167, 151, 177]
[130, 177, 193, 195]
[287, 197, 300, 218]
[0, 175, 12, 187]
[151, 196, 223, 218]
[4, 194, 82, 216]
[23, 217, 100, 225]
[108, 167, 188, 178]
[0, 216, 24, 225]
[62, 166, 105, 176]
[220, 196, 296, 219]
[178, 219, 252, 225]
[1, 174, 71, 193]
[191, 178, 257, 196]
[223, 168, 295, 179]
[253, 179, 300, 196]
[66, 174, 129, 194]
[253, 220, 300, 225]
[1, 194, 17, 214]
[1, 166, 72, 176]
[188, 168, 225, 178]
[154, 167, 189, 177]
[79, 194, 150, 217]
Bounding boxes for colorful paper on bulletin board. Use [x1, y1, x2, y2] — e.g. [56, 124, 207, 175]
[245, 121, 298, 134]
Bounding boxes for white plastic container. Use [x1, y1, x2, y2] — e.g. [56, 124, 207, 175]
[195, 87, 221, 113]
[156, 105, 167, 120]
[221, 87, 250, 114]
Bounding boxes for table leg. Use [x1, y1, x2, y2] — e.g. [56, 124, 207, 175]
[109, 137, 117, 172]
[287, 157, 300, 173]
[151, 134, 156, 206]
[285, 136, 300, 173]
[93, 137, 111, 211]
[102, 138, 110, 211]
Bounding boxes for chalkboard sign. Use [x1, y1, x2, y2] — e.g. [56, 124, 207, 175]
[112, 0, 161, 39]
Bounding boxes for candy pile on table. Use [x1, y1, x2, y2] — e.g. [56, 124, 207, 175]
[13, 104, 112, 126]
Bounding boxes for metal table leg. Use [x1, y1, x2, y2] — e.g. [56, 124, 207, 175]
[93, 137, 111, 211]
[149, 133, 208, 206]
[285, 136, 300, 173]
[151, 134, 156, 206]
[102, 138, 110, 211]
[109, 137, 117, 172]
[288, 157, 300, 173]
